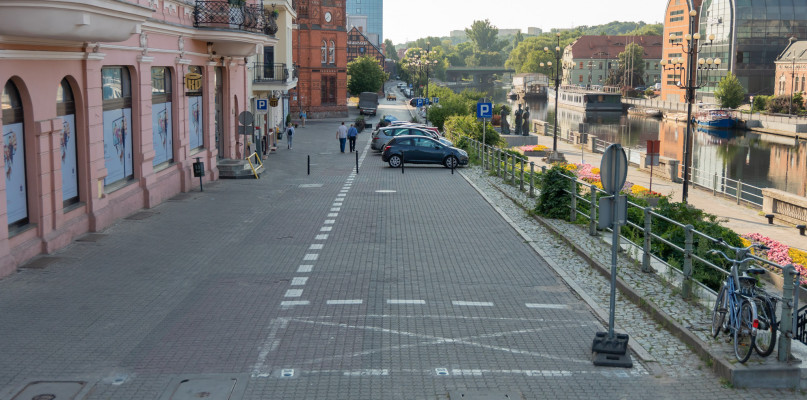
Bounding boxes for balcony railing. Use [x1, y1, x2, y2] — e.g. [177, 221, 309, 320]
[254, 63, 289, 83]
[194, 0, 277, 35]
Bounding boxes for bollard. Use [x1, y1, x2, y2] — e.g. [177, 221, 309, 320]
[307, 155, 310, 176]
[355, 151, 359, 174]
[569, 178, 577, 223]
[765, 214, 775, 224]
[451, 155, 454, 175]
[541, 165, 546, 174]
[642, 207, 652, 272]
[511, 155, 516, 186]
[497, 149, 502, 177]
[778, 265, 797, 362]
[520, 157, 525, 192]
[736, 179, 742, 204]
[589, 184, 597, 236]
[529, 162, 535, 198]
[798, 225, 806, 236]
[682, 225, 694, 299]
[712, 173, 717, 196]
[401, 151, 405, 174]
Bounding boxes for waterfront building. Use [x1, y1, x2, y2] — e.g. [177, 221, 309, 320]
[347, 27, 385, 67]
[774, 40, 807, 103]
[561, 36, 663, 88]
[527, 27, 543, 36]
[0, 0, 276, 277]
[662, 0, 807, 102]
[661, 0, 702, 102]
[346, 0, 382, 47]
[292, 0, 348, 118]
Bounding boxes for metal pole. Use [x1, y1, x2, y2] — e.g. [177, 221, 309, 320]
[355, 150, 359, 174]
[401, 151, 405, 174]
[569, 178, 577, 222]
[778, 265, 796, 362]
[520, 157, 525, 191]
[511, 155, 516, 185]
[737, 180, 742, 204]
[307, 155, 310, 175]
[682, 225, 694, 299]
[642, 207, 652, 272]
[608, 195, 618, 339]
[529, 162, 535, 197]
[681, 13, 697, 204]
[589, 185, 597, 236]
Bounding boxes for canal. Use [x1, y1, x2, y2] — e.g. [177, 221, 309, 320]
[513, 98, 807, 200]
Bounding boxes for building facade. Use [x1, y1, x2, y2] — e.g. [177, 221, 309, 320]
[662, 0, 807, 102]
[347, 27, 385, 66]
[292, 0, 348, 118]
[346, 0, 382, 47]
[561, 35, 663, 88]
[774, 40, 807, 101]
[0, 0, 277, 278]
[661, 0, 702, 102]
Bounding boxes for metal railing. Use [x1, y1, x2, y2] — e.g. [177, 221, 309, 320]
[193, 0, 277, 35]
[253, 63, 289, 83]
[686, 165, 764, 208]
[445, 128, 804, 364]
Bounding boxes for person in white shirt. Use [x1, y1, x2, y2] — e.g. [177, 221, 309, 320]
[336, 122, 348, 153]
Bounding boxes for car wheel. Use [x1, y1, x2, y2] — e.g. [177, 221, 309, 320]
[444, 155, 458, 168]
[388, 154, 402, 168]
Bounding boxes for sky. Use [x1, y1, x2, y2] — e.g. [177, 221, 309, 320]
[384, 0, 666, 45]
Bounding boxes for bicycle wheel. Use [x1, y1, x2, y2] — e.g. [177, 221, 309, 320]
[734, 300, 756, 363]
[753, 296, 776, 357]
[711, 285, 727, 338]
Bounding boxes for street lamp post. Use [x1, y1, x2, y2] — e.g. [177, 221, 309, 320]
[405, 47, 437, 124]
[789, 36, 797, 115]
[541, 32, 565, 163]
[660, 9, 718, 204]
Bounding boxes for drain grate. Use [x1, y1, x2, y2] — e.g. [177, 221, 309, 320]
[11, 381, 86, 400]
[125, 211, 157, 220]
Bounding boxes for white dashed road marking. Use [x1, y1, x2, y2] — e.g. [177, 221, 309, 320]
[297, 265, 314, 273]
[315, 234, 329, 240]
[387, 299, 426, 305]
[453, 301, 494, 307]
[291, 277, 309, 286]
[285, 289, 303, 297]
[309, 244, 324, 250]
[326, 299, 364, 305]
[525, 303, 569, 309]
[303, 253, 319, 260]
[280, 300, 309, 307]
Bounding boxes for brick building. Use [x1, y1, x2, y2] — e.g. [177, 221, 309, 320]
[774, 40, 807, 100]
[291, 0, 348, 118]
[661, 0, 702, 103]
[346, 27, 385, 66]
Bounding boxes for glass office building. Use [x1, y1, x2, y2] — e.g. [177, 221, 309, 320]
[346, 0, 383, 46]
[697, 0, 807, 97]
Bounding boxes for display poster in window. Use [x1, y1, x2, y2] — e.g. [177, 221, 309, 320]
[61, 114, 78, 201]
[188, 96, 203, 149]
[152, 102, 173, 165]
[3, 122, 27, 224]
[103, 108, 133, 185]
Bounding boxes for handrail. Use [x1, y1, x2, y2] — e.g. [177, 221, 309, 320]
[246, 152, 262, 179]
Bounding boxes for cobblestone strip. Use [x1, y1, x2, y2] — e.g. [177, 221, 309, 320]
[459, 165, 758, 382]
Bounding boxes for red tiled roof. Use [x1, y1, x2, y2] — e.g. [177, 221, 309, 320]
[570, 35, 664, 59]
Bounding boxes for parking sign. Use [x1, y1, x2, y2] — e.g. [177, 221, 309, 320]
[256, 99, 268, 111]
[477, 102, 493, 119]
[432, 97, 439, 104]
[416, 98, 424, 107]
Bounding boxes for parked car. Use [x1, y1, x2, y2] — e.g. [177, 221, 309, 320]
[371, 126, 452, 151]
[634, 86, 646, 92]
[358, 92, 379, 115]
[381, 136, 468, 168]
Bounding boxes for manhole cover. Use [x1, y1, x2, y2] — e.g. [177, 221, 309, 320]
[76, 233, 106, 243]
[125, 211, 157, 220]
[11, 381, 85, 400]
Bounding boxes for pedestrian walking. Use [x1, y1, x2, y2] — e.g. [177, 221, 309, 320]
[347, 123, 358, 152]
[300, 109, 307, 127]
[336, 122, 348, 153]
[286, 122, 295, 149]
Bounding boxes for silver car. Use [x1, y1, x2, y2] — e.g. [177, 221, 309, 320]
[371, 127, 452, 151]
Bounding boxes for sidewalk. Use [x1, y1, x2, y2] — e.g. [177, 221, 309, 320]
[524, 134, 807, 252]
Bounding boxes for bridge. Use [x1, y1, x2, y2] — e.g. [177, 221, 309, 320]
[444, 66, 516, 83]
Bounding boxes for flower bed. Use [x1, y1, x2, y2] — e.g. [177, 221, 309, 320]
[742, 233, 807, 285]
[516, 144, 549, 157]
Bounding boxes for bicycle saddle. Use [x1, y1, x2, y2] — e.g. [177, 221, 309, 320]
[746, 268, 766, 275]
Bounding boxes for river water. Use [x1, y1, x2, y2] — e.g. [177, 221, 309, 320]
[511, 98, 807, 199]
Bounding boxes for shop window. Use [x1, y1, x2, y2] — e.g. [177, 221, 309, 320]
[101, 67, 133, 188]
[188, 66, 204, 150]
[151, 67, 174, 166]
[56, 78, 79, 207]
[2, 80, 28, 228]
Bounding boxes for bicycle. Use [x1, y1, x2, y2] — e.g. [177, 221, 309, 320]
[708, 239, 767, 363]
[739, 274, 779, 357]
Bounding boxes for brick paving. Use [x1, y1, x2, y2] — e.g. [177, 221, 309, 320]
[0, 104, 801, 399]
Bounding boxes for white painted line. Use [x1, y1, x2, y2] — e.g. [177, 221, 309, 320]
[327, 213, 338, 218]
[324, 220, 335, 224]
[280, 300, 309, 307]
[375, 190, 396, 193]
[251, 318, 289, 377]
[333, 203, 343, 207]
[285, 289, 303, 297]
[343, 369, 389, 376]
[337, 193, 346, 197]
[309, 244, 324, 250]
[326, 299, 364, 305]
[340, 190, 349, 193]
[320, 227, 332, 232]
[387, 299, 426, 305]
[291, 277, 309, 286]
[525, 303, 569, 309]
[297, 265, 314, 273]
[303, 253, 319, 260]
[315, 234, 329, 240]
[453, 301, 494, 307]
[330, 208, 340, 212]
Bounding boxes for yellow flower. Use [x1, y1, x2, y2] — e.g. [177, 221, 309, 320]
[591, 168, 600, 174]
[740, 237, 752, 248]
[791, 248, 807, 266]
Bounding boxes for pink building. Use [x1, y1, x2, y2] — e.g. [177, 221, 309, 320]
[0, 0, 278, 278]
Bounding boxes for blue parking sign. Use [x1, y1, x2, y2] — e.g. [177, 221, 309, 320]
[416, 98, 424, 107]
[477, 102, 493, 119]
[432, 97, 439, 104]
[256, 99, 268, 111]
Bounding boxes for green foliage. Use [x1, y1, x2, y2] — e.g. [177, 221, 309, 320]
[535, 165, 576, 219]
[354, 116, 365, 133]
[465, 19, 506, 53]
[506, 32, 578, 74]
[765, 95, 803, 114]
[384, 39, 398, 61]
[714, 72, 745, 109]
[624, 24, 663, 36]
[608, 43, 645, 87]
[752, 95, 769, 112]
[443, 115, 501, 146]
[346, 56, 385, 95]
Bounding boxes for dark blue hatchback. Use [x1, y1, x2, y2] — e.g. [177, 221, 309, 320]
[381, 135, 469, 169]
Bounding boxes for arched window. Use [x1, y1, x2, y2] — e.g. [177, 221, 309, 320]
[57, 78, 79, 207]
[321, 40, 327, 64]
[2, 80, 28, 228]
[101, 66, 133, 188]
[329, 40, 335, 64]
[151, 67, 174, 166]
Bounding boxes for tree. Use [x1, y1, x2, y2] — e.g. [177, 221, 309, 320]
[513, 31, 524, 48]
[465, 19, 506, 53]
[714, 72, 745, 109]
[346, 56, 385, 95]
[608, 43, 645, 87]
[384, 39, 398, 61]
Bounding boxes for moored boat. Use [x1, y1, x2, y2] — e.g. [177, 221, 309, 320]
[694, 109, 736, 129]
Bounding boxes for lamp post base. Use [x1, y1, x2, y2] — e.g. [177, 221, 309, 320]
[547, 151, 566, 163]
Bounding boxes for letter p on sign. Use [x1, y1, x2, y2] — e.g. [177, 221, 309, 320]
[477, 102, 493, 119]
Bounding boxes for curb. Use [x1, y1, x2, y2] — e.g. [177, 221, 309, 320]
[462, 169, 802, 389]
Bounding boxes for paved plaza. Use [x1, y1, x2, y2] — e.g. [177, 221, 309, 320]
[0, 102, 801, 399]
